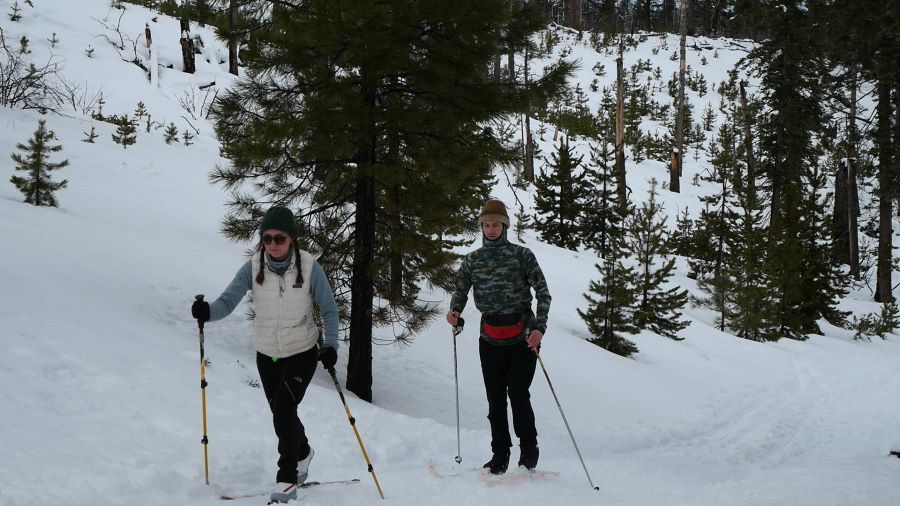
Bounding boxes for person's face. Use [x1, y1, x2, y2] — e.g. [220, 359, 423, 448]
[482, 219, 503, 241]
[262, 229, 292, 260]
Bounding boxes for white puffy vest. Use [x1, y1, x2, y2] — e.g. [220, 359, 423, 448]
[250, 249, 319, 358]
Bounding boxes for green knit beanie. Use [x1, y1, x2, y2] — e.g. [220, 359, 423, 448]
[259, 206, 299, 239]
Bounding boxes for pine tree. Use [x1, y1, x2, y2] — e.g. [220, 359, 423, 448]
[10, 120, 69, 207]
[92, 93, 105, 121]
[164, 123, 179, 144]
[628, 179, 689, 340]
[209, 0, 572, 400]
[579, 142, 639, 356]
[9, 1, 22, 22]
[182, 129, 193, 146]
[48, 33, 60, 48]
[112, 115, 137, 148]
[133, 101, 148, 120]
[82, 125, 98, 143]
[748, 0, 839, 338]
[691, 121, 740, 331]
[19, 36, 30, 54]
[532, 137, 589, 250]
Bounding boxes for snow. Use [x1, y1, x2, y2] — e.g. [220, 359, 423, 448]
[1, 2, 899, 505]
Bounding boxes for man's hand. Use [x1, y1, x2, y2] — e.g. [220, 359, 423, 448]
[526, 329, 543, 351]
[446, 310, 460, 327]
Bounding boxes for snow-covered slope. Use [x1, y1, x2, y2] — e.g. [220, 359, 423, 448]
[1, 2, 899, 505]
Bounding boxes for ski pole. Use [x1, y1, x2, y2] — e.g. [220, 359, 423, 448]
[535, 350, 599, 491]
[451, 317, 466, 465]
[195, 294, 210, 486]
[326, 366, 385, 499]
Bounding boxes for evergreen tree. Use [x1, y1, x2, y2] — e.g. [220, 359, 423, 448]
[134, 101, 148, 120]
[691, 121, 740, 331]
[9, 1, 22, 22]
[164, 122, 179, 144]
[579, 141, 639, 357]
[210, 0, 572, 401]
[10, 120, 69, 207]
[112, 115, 137, 148]
[182, 129, 194, 146]
[628, 179, 689, 340]
[747, 0, 840, 338]
[82, 125, 98, 143]
[531, 137, 589, 250]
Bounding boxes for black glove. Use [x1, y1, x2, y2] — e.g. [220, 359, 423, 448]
[319, 346, 337, 370]
[191, 299, 210, 322]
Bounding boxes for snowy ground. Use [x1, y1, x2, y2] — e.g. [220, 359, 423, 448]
[1, 2, 899, 505]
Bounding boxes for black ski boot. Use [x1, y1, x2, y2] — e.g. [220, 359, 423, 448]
[518, 443, 539, 470]
[482, 450, 510, 475]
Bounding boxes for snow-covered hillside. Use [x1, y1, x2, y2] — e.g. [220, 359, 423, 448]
[1, 2, 899, 505]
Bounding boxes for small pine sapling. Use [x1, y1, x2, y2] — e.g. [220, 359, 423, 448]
[82, 125, 98, 143]
[164, 123, 179, 144]
[112, 115, 137, 148]
[10, 120, 70, 207]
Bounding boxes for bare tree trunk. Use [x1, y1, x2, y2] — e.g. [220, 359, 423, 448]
[710, 0, 724, 37]
[570, 0, 581, 30]
[180, 18, 196, 74]
[739, 81, 756, 187]
[228, 0, 239, 76]
[615, 54, 627, 209]
[848, 62, 860, 279]
[523, 41, 534, 182]
[833, 162, 850, 265]
[672, 0, 687, 193]
[874, 79, 893, 303]
[197, 0, 207, 28]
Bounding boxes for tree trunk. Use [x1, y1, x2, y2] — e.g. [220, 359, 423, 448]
[197, 0, 207, 27]
[833, 162, 850, 265]
[523, 42, 534, 182]
[180, 18, 196, 74]
[615, 55, 627, 209]
[710, 0, 724, 37]
[346, 74, 377, 403]
[874, 79, 893, 303]
[570, 0, 580, 30]
[847, 63, 860, 279]
[672, 0, 687, 193]
[228, 0, 239, 76]
[739, 81, 756, 189]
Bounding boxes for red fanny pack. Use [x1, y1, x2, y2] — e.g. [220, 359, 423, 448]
[481, 314, 526, 340]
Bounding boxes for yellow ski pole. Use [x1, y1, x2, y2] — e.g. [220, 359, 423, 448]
[195, 294, 210, 485]
[326, 366, 384, 499]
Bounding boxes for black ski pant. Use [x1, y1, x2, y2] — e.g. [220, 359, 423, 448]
[256, 347, 318, 484]
[479, 339, 538, 454]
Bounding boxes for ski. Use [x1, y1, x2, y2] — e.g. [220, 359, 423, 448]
[213, 479, 360, 500]
[479, 467, 559, 486]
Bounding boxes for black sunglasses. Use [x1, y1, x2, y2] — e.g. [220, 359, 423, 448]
[262, 234, 289, 245]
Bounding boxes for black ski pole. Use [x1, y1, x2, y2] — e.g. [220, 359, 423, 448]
[326, 366, 385, 499]
[451, 317, 465, 464]
[535, 350, 599, 491]
[195, 294, 210, 486]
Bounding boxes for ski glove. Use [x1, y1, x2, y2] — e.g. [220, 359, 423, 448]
[191, 299, 210, 322]
[319, 346, 337, 369]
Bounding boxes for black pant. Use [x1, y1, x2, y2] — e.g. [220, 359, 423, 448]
[479, 339, 538, 453]
[256, 347, 319, 483]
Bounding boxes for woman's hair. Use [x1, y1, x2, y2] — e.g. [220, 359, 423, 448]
[255, 238, 305, 287]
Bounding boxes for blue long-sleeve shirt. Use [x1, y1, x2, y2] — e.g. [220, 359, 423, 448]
[208, 255, 340, 350]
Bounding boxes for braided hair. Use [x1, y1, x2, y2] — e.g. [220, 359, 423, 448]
[254, 238, 305, 287]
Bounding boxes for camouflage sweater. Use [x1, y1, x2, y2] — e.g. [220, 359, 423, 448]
[450, 229, 551, 345]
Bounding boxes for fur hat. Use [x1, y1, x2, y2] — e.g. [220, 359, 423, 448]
[259, 206, 299, 239]
[478, 199, 510, 227]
